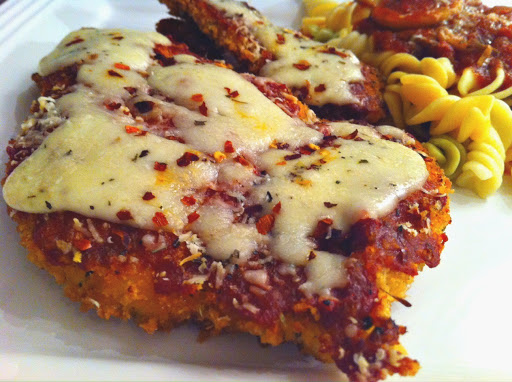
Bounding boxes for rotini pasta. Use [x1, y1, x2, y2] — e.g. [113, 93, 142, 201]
[398, 72, 512, 197]
[327, 29, 372, 57]
[302, 1, 371, 45]
[455, 127, 506, 198]
[382, 58, 457, 129]
[458, 66, 512, 103]
[423, 135, 466, 179]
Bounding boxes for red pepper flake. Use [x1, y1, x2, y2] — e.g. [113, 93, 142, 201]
[181, 196, 196, 206]
[318, 46, 349, 58]
[73, 238, 92, 251]
[321, 218, 333, 225]
[324, 202, 337, 208]
[105, 101, 121, 110]
[65, 37, 84, 46]
[152, 212, 168, 227]
[293, 60, 311, 70]
[276, 161, 287, 166]
[114, 62, 130, 70]
[124, 87, 137, 95]
[276, 33, 285, 44]
[314, 84, 326, 92]
[312, 218, 333, 239]
[125, 125, 141, 134]
[167, 135, 185, 143]
[177, 152, 200, 167]
[224, 87, 240, 98]
[154, 162, 167, 171]
[187, 211, 200, 224]
[199, 102, 208, 116]
[235, 155, 250, 166]
[224, 141, 235, 153]
[299, 146, 314, 155]
[116, 209, 133, 221]
[191, 93, 204, 102]
[142, 191, 155, 201]
[125, 125, 147, 136]
[256, 214, 275, 235]
[108, 69, 123, 78]
[112, 36, 124, 40]
[284, 153, 301, 161]
[272, 202, 282, 214]
[308, 251, 317, 260]
[343, 130, 359, 140]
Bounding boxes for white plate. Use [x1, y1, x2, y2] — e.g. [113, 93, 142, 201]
[0, 0, 511, 380]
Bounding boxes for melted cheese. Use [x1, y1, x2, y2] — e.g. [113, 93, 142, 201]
[3, 28, 430, 298]
[210, 0, 363, 106]
[252, 136, 428, 264]
[3, 89, 217, 231]
[300, 251, 348, 297]
[148, 56, 322, 154]
[191, 205, 266, 261]
[38, 28, 170, 76]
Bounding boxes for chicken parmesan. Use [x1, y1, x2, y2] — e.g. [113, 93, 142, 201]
[2, 27, 450, 382]
[159, 0, 386, 123]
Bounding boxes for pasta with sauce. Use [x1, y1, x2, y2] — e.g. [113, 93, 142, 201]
[301, 0, 512, 197]
[458, 66, 512, 104]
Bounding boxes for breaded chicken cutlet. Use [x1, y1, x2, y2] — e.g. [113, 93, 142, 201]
[2, 27, 450, 382]
[158, 0, 385, 123]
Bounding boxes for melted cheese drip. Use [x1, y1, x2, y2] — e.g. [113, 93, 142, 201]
[253, 136, 428, 264]
[210, 0, 363, 106]
[3, 28, 429, 297]
[191, 205, 266, 261]
[301, 251, 348, 297]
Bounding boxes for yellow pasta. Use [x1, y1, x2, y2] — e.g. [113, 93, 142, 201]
[399, 75, 511, 197]
[383, 54, 512, 197]
[420, 57, 457, 89]
[383, 59, 457, 129]
[327, 29, 372, 56]
[458, 67, 512, 101]
[456, 127, 505, 198]
[302, 1, 371, 47]
[303, 0, 339, 16]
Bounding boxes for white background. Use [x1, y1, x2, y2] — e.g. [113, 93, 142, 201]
[0, 0, 511, 380]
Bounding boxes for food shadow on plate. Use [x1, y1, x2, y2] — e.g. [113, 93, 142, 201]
[501, 175, 512, 209]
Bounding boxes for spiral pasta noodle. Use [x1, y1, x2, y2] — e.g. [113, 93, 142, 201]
[457, 50, 512, 104]
[423, 135, 467, 180]
[398, 72, 512, 197]
[455, 127, 506, 198]
[302, 1, 371, 43]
